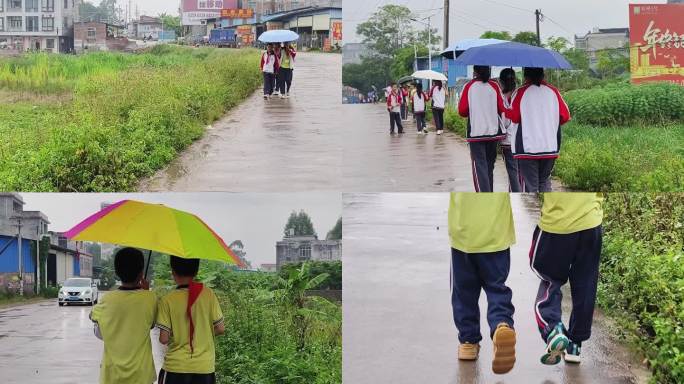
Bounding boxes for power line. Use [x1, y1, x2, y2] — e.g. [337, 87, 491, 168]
[543, 14, 574, 36]
[478, 0, 533, 14]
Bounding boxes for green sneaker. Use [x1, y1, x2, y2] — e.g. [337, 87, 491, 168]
[540, 323, 569, 365]
[564, 341, 581, 364]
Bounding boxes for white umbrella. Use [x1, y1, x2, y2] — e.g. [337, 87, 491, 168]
[411, 70, 448, 82]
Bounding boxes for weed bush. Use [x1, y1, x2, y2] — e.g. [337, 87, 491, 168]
[0, 46, 261, 191]
[600, 194, 684, 383]
[565, 82, 684, 126]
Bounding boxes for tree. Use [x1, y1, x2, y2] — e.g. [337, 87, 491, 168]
[513, 31, 540, 46]
[79, 0, 120, 23]
[284, 210, 317, 238]
[326, 218, 342, 240]
[342, 56, 393, 93]
[596, 50, 629, 79]
[563, 48, 590, 71]
[480, 31, 512, 41]
[389, 45, 429, 80]
[356, 4, 440, 58]
[546, 36, 570, 52]
[159, 13, 181, 37]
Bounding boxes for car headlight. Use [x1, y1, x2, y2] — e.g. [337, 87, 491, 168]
[84, 289, 91, 295]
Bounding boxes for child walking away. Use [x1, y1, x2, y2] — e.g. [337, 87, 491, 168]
[459, 66, 507, 193]
[498, 68, 521, 192]
[90, 248, 157, 384]
[429, 80, 447, 135]
[529, 193, 603, 365]
[277, 43, 296, 98]
[260, 43, 280, 100]
[400, 84, 410, 121]
[449, 193, 516, 374]
[412, 82, 429, 134]
[506, 67, 571, 192]
[386, 82, 404, 135]
[157, 256, 225, 384]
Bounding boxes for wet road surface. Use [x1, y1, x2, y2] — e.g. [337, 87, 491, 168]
[342, 193, 649, 384]
[140, 52, 342, 192]
[0, 293, 164, 384]
[342, 104, 562, 192]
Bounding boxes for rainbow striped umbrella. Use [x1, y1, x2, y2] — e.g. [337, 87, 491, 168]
[65, 200, 243, 268]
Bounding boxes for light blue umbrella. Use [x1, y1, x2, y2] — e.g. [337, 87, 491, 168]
[440, 38, 508, 60]
[258, 30, 299, 43]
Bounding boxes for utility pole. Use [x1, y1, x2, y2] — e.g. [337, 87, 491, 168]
[11, 216, 23, 296]
[535, 9, 542, 46]
[443, 0, 449, 49]
[428, 16, 432, 70]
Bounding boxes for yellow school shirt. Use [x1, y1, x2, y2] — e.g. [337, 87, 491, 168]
[539, 193, 604, 234]
[90, 289, 157, 384]
[156, 287, 224, 374]
[449, 192, 516, 253]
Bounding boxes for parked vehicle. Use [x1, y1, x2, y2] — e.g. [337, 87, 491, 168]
[209, 29, 236, 48]
[58, 278, 99, 306]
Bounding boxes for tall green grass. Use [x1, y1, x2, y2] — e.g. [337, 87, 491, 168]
[0, 46, 262, 191]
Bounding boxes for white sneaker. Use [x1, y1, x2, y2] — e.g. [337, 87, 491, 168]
[285, 93, 290, 98]
[279, 94, 285, 99]
[437, 130, 443, 135]
[264, 95, 268, 100]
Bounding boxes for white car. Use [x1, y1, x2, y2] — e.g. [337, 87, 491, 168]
[58, 278, 99, 306]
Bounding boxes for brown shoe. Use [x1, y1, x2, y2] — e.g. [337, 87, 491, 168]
[492, 323, 516, 374]
[458, 342, 480, 361]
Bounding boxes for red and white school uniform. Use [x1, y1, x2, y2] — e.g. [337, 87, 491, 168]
[260, 52, 280, 73]
[458, 79, 507, 142]
[506, 81, 571, 159]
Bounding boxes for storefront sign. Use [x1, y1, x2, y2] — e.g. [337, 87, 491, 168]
[221, 8, 254, 19]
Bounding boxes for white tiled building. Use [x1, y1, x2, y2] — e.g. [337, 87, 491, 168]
[0, 0, 81, 53]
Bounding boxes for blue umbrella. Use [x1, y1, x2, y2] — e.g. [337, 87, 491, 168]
[258, 30, 299, 43]
[440, 38, 508, 59]
[453, 41, 572, 69]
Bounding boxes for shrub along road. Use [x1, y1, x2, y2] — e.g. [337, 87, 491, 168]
[139, 52, 343, 192]
[343, 193, 650, 384]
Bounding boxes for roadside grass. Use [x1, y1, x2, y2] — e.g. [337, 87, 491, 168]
[0, 46, 262, 192]
[600, 194, 684, 384]
[444, 108, 684, 191]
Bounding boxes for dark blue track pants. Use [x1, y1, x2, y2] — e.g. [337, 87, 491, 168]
[529, 225, 602, 343]
[451, 248, 515, 344]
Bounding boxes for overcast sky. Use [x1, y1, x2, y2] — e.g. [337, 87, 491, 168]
[21, 193, 341, 268]
[344, 0, 665, 45]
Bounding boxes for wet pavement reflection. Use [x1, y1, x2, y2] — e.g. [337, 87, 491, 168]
[342, 193, 648, 384]
[342, 105, 563, 192]
[139, 53, 342, 192]
[0, 293, 164, 384]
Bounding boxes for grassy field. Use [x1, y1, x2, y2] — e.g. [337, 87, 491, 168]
[0, 46, 262, 192]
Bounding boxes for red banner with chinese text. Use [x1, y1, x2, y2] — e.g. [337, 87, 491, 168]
[630, 4, 684, 85]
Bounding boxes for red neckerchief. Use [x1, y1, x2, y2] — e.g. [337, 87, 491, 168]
[186, 281, 204, 356]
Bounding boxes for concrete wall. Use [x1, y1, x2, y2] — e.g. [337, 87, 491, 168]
[275, 237, 342, 269]
[73, 21, 106, 51]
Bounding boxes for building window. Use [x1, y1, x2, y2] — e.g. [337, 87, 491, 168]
[299, 244, 311, 260]
[25, 0, 38, 12]
[0, 1, 4, 12]
[9, 0, 22, 10]
[42, 16, 53, 31]
[87, 27, 96, 39]
[63, 0, 67, 9]
[26, 15, 38, 31]
[8, 16, 22, 31]
[0, 18, 4, 32]
[41, 0, 54, 12]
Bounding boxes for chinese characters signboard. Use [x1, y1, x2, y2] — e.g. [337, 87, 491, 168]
[220, 8, 254, 19]
[630, 4, 684, 85]
[181, 0, 238, 25]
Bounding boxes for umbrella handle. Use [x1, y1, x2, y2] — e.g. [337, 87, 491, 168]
[144, 250, 152, 281]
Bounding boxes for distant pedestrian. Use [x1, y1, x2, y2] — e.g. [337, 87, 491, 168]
[506, 67, 571, 192]
[386, 82, 404, 135]
[400, 84, 410, 121]
[429, 80, 447, 135]
[458, 65, 507, 193]
[498, 68, 521, 192]
[277, 43, 296, 98]
[449, 192, 517, 375]
[529, 193, 603, 366]
[260, 43, 280, 100]
[411, 82, 429, 134]
[90, 248, 157, 384]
